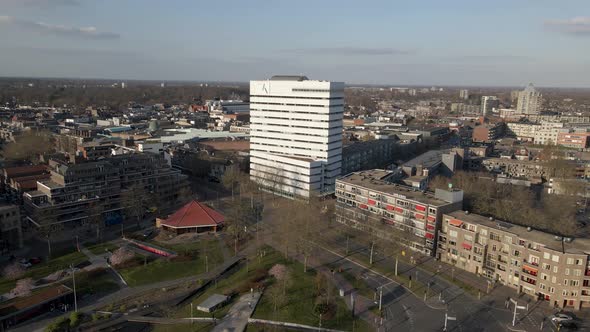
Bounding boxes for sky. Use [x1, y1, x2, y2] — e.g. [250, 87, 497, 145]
[0, 0, 589, 87]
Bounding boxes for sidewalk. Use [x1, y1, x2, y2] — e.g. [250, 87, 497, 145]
[211, 292, 262, 332]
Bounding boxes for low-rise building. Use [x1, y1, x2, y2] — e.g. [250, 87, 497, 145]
[439, 210, 590, 310]
[335, 170, 463, 256]
[557, 130, 590, 150]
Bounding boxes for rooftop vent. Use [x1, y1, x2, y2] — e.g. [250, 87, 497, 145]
[554, 236, 563, 241]
[464, 210, 469, 215]
[489, 217, 494, 221]
[564, 237, 573, 243]
[526, 226, 532, 232]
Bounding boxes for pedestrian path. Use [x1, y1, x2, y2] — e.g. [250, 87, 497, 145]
[211, 292, 261, 332]
[80, 245, 128, 288]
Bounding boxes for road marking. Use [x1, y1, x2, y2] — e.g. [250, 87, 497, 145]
[402, 304, 414, 330]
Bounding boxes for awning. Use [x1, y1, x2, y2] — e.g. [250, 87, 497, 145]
[427, 216, 436, 222]
[449, 219, 463, 227]
[359, 204, 368, 209]
[384, 219, 395, 225]
[386, 205, 395, 211]
[426, 224, 435, 230]
[415, 213, 425, 220]
[425, 232, 435, 239]
[368, 199, 376, 205]
[394, 207, 403, 213]
[462, 242, 472, 250]
[523, 265, 538, 273]
[415, 204, 426, 212]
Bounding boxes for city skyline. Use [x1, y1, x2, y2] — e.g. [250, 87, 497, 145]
[0, 0, 589, 87]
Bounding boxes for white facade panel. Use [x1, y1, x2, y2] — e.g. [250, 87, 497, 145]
[249, 76, 344, 198]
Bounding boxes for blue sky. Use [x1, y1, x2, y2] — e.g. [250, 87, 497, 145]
[0, 0, 589, 87]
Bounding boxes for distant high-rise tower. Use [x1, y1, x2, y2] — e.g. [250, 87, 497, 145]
[517, 83, 543, 115]
[459, 89, 469, 100]
[481, 96, 499, 116]
[249, 75, 344, 198]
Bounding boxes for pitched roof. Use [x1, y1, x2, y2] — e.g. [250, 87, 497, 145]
[160, 200, 224, 228]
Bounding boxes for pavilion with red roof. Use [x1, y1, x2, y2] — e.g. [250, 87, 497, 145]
[156, 200, 224, 234]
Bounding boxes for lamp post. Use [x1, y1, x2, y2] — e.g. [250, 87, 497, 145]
[70, 264, 77, 312]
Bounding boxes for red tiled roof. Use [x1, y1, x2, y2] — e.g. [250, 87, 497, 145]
[160, 200, 224, 228]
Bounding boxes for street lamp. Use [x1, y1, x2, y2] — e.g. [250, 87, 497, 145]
[70, 264, 78, 312]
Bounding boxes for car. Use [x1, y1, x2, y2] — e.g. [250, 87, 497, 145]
[559, 320, 578, 330]
[19, 261, 32, 269]
[551, 313, 574, 323]
[143, 230, 153, 238]
[28, 257, 42, 265]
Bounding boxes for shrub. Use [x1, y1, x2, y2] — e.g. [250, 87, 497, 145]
[91, 313, 101, 322]
[69, 312, 82, 327]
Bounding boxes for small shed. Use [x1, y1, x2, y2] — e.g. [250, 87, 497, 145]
[197, 294, 228, 313]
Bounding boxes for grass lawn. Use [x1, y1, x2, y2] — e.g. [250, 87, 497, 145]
[118, 238, 224, 287]
[241, 249, 368, 331]
[87, 242, 119, 256]
[0, 251, 88, 294]
[151, 322, 214, 332]
[62, 268, 120, 297]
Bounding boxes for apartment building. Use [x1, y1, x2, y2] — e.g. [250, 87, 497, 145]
[23, 154, 188, 230]
[517, 83, 543, 115]
[439, 210, 590, 310]
[335, 170, 463, 256]
[534, 122, 565, 145]
[472, 123, 505, 142]
[505, 122, 541, 142]
[0, 205, 22, 252]
[557, 130, 590, 150]
[482, 158, 551, 179]
[481, 96, 499, 116]
[249, 75, 344, 198]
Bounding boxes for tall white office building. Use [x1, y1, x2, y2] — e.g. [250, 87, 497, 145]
[481, 96, 499, 116]
[249, 75, 344, 198]
[517, 83, 543, 115]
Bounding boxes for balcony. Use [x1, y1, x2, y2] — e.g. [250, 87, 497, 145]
[521, 268, 538, 277]
[520, 276, 537, 285]
[523, 259, 539, 267]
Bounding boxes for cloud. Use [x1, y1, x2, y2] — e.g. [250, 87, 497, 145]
[456, 55, 533, 62]
[545, 17, 590, 36]
[0, 0, 80, 7]
[0, 16, 119, 39]
[282, 47, 415, 56]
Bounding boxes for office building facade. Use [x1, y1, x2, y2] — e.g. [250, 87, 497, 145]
[249, 75, 344, 198]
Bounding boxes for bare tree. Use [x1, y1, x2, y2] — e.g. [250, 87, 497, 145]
[2, 263, 25, 280]
[3, 130, 54, 163]
[11, 278, 34, 297]
[110, 247, 134, 266]
[120, 185, 148, 228]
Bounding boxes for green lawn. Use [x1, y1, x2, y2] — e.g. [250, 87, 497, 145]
[151, 322, 214, 332]
[87, 242, 119, 256]
[62, 268, 120, 297]
[244, 249, 369, 331]
[118, 238, 224, 287]
[0, 251, 88, 294]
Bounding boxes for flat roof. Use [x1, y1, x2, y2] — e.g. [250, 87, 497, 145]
[403, 150, 449, 168]
[338, 170, 453, 207]
[445, 210, 590, 254]
[0, 285, 72, 318]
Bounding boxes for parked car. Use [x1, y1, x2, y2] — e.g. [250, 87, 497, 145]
[28, 257, 42, 265]
[559, 320, 578, 330]
[19, 259, 32, 269]
[551, 313, 574, 323]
